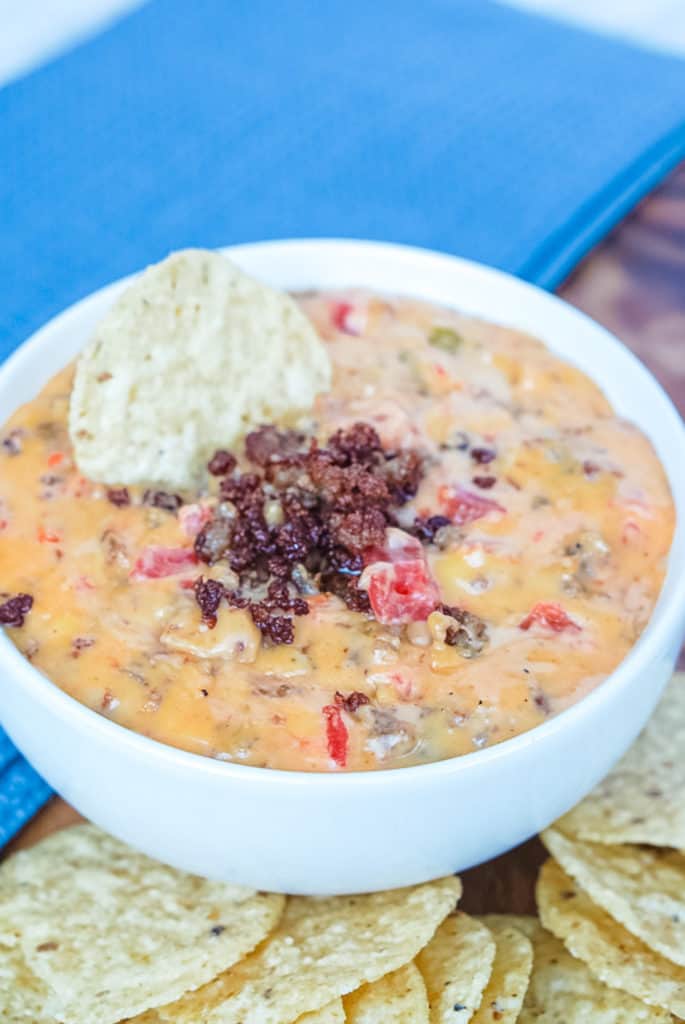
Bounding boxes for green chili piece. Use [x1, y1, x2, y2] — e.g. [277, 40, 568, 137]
[428, 326, 463, 354]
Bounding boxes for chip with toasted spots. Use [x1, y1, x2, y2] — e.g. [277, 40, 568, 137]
[537, 858, 685, 1018]
[297, 999, 346, 1023]
[344, 963, 429, 1023]
[473, 916, 533, 1024]
[70, 249, 332, 489]
[0, 941, 52, 1024]
[508, 914, 671, 1023]
[0, 824, 284, 1024]
[542, 827, 685, 967]
[416, 911, 495, 1024]
[131, 876, 461, 1024]
[556, 672, 685, 848]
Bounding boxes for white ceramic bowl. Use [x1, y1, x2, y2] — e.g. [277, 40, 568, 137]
[1, 240, 684, 894]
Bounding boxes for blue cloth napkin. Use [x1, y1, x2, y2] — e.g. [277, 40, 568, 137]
[1, 0, 684, 845]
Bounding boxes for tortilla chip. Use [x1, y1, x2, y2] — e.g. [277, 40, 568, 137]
[542, 827, 685, 966]
[472, 917, 533, 1023]
[0, 824, 284, 1024]
[416, 911, 495, 1023]
[0, 942, 52, 1024]
[70, 249, 331, 488]
[556, 672, 685, 847]
[511, 914, 671, 1023]
[298, 999, 346, 1023]
[537, 857, 685, 1018]
[344, 963, 429, 1023]
[132, 876, 462, 1024]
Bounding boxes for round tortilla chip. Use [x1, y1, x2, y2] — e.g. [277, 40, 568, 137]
[0, 824, 285, 1024]
[536, 857, 685, 1018]
[473, 917, 533, 1024]
[556, 672, 685, 848]
[542, 827, 685, 966]
[132, 876, 462, 1024]
[298, 999, 346, 1023]
[70, 249, 331, 489]
[344, 963, 429, 1023]
[511, 914, 671, 1023]
[416, 911, 496, 1024]
[0, 942, 52, 1024]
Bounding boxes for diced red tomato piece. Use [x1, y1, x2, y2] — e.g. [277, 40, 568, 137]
[438, 485, 505, 525]
[322, 704, 348, 767]
[37, 525, 62, 543]
[131, 546, 198, 580]
[363, 558, 440, 626]
[330, 301, 364, 336]
[519, 602, 580, 633]
[178, 502, 214, 539]
[47, 451, 65, 467]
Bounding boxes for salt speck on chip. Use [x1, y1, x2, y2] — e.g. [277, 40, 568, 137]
[0, 824, 285, 1024]
[69, 249, 332, 489]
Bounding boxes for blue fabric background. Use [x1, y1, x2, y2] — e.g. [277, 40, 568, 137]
[1, 0, 684, 843]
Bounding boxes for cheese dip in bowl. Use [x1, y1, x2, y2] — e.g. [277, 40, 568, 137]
[0, 240, 683, 892]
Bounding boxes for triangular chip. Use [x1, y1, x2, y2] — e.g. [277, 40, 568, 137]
[0, 824, 284, 1024]
[556, 672, 685, 847]
[510, 914, 670, 1023]
[473, 917, 533, 1024]
[542, 827, 685, 966]
[416, 911, 495, 1023]
[132, 876, 461, 1024]
[537, 857, 685, 1018]
[344, 963, 429, 1023]
[69, 249, 331, 488]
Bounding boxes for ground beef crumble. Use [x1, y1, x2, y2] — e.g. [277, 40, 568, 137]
[193, 422, 426, 642]
[0, 593, 33, 628]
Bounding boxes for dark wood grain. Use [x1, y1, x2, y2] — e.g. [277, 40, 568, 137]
[8, 164, 685, 914]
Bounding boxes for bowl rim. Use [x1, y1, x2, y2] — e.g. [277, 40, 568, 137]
[1, 236, 684, 788]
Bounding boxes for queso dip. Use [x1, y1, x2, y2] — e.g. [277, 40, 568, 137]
[0, 292, 674, 770]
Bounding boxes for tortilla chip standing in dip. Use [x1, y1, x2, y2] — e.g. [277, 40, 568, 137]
[0, 248, 675, 771]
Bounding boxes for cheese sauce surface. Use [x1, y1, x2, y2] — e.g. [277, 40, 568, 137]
[0, 292, 675, 771]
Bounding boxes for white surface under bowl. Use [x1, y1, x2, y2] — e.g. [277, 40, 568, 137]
[1, 239, 684, 894]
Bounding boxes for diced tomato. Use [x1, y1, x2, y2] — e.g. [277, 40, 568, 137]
[519, 602, 580, 633]
[438, 485, 505, 525]
[364, 527, 423, 566]
[363, 558, 440, 626]
[322, 704, 348, 767]
[178, 502, 214, 539]
[131, 546, 198, 580]
[37, 525, 62, 543]
[330, 301, 364, 336]
[47, 451, 65, 467]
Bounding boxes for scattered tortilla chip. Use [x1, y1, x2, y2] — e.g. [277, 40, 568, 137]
[509, 914, 671, 1023]
[344, 963, 429, 1023]
[537, 857, 685, 1018]
[0, 942, 52, 1024]
[133, 876, 461, 1024]
[542, 827, 685, 967]
[556, 672, 685, 847]
[298, 999, 346, 1023]
[416, 911, 495, 1024]
[70, 249, 332, 489]
[473, 917, 533, 1024]
[0, 824, 284, 1024]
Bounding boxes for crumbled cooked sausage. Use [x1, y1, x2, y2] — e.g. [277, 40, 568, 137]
[472, 475, 496, 490]
[412, 514, 452, 543]
[441, 604, 488, 657]
[207, 449, 237, 476]
[106, 487, 130, 507]
[193, 577, 225, 628]
[143, 490, 183, 512]
[194, 516, 233, 564]
[0, 593, 33, 628]
[335, 690, 370, 713]
[471, 447, 496, 464]
[2, 429, 24, 456]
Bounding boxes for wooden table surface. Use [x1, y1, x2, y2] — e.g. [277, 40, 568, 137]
[7, 165, 685, 913]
